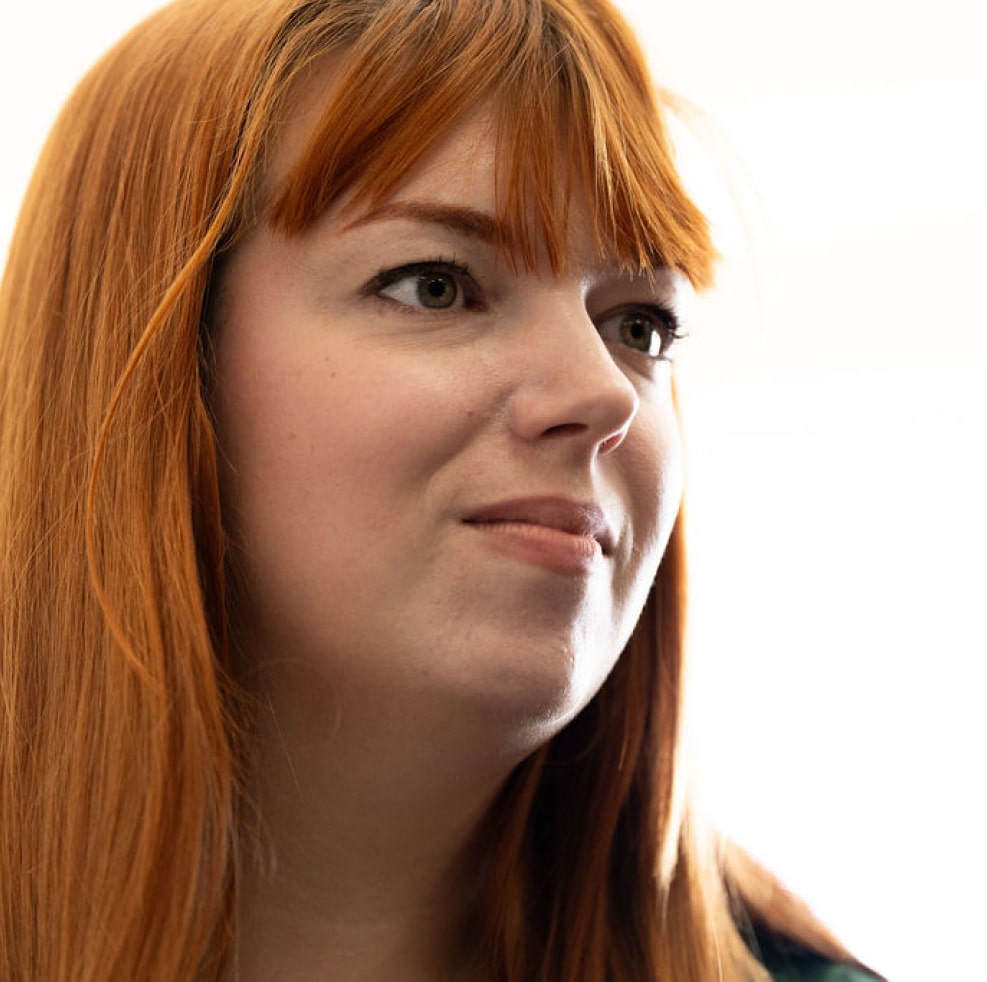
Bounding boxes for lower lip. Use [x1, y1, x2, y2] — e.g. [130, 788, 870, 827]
[466, 521, 603, 574]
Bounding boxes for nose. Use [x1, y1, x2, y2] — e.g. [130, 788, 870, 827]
[507, 298, 640, 457]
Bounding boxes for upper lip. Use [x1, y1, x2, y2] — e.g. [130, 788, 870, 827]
[464, 496, 616, 555]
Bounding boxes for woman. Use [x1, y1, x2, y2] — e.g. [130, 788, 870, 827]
[0, 0, 880, 979]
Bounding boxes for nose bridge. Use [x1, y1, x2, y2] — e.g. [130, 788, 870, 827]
[508, 289, 639, 451]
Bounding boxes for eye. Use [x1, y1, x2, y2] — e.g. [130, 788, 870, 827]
[369, 261, 479, 312]
[383, 270, 458, 309]
[597, 306, 683, 360]
[416, 272, 458, 308]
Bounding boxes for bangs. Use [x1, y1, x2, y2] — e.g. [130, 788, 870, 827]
[269, 0, 715, 289]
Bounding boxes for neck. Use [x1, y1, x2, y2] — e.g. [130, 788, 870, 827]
[232, 665, 523, 982]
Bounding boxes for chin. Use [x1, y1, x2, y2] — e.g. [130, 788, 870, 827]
[431, 628, 623, 753]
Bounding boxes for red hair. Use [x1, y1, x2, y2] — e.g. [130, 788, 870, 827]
[0, 1, 840, 978]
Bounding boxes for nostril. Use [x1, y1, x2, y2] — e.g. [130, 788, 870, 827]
[541, 422, 589, 440]
[597, 431, 624, 455]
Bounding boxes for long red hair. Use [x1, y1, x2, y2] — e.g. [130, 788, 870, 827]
[0, 1, 821, 978]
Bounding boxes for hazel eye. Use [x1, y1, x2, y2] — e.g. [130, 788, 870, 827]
[598, 307, 681, 359]
[619, 313, 660, 355]
[416, 272, 458, 309]
[371, 261, 478, 312]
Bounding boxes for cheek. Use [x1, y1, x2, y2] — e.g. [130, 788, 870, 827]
[610, 395, 683, 625]
[630, 392, 684, 549]
[210, 326, 491, 615]
[217, 371, 404, 558]
[211, 355, 423, 656]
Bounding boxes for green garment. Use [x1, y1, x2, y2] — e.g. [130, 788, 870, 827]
[754, 927, 883, 982]
[768, 964, 879, 981]
[762, 949, 882, 981]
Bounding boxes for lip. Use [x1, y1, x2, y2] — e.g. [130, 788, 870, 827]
[463, 496, 616, 573]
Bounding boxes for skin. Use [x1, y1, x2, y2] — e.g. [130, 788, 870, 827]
[211, 74, 689, 982]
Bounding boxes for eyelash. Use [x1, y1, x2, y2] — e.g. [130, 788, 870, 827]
[363, 258, 685, 359]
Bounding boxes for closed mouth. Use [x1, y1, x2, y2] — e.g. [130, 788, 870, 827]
[464, 496, 615, 556]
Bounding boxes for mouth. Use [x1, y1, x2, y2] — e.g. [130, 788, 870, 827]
[463, 496, 616, 557]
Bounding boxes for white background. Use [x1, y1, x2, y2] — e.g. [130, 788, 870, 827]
[2, 3, 985, 980]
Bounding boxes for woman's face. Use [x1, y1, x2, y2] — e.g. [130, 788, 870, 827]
[212, 92, 688, 750]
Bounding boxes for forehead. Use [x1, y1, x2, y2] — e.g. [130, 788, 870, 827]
[255, 41, 703, 286]
[261, 58, 352, 197]
[266, 72, 641, 281]
[269, 53, 508, 197]
[247, 3, 714, 289]
[266, 61, 577, 253]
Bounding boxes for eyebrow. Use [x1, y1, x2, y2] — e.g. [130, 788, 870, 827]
[341, 199, 676, 281]
[343, 201, 507, 244]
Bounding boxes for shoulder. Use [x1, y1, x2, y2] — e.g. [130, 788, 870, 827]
[761, 954, 882, 982]
[754, 927, 884, 982]
[723, 844, 886, 982]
